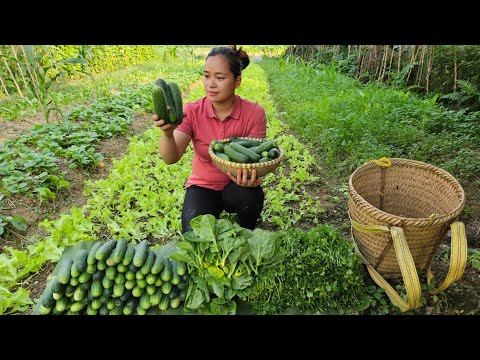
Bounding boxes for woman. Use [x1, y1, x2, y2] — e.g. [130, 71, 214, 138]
[153, 45, 267, 233]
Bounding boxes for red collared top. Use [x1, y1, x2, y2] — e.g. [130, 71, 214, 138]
[175, 95, 267, 191]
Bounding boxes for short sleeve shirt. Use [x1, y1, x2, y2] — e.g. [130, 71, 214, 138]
[176, 95, 267, 191]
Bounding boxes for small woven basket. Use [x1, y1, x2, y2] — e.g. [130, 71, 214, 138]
[208, 137, 283, 177]
[348, 158, 466, 277]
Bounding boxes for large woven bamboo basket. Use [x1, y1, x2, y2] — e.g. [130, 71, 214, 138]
[348, 158, 466, 277]
[208, 137, 283, 178]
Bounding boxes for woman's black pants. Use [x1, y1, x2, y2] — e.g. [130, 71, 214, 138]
[181, 183, 264, 233]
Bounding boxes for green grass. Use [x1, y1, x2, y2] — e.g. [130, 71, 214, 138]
[259, 57, 480, 182]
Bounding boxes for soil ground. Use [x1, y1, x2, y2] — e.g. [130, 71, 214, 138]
[1, 108, 479, 315]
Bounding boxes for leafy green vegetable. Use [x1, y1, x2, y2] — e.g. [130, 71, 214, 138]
[170, 214, 282, 315]
[247, 225, 368, 314]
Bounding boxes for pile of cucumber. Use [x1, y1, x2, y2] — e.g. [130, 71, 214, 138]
[211, 137, 281, 164]
[152, 78, 184, 125]
[37, 239, 189, 315]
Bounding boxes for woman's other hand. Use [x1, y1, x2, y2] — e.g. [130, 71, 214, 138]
[152, 109, 187, 136]
[152, 113, 176, 136]
[227, 168, 263, 187]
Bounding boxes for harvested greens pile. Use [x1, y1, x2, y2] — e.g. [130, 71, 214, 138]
[34, 216, 368, 315]
[171, 214, 283, 315]
[247, 225, 368, 314]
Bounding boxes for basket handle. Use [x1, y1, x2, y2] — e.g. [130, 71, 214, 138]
[427, 221, 467, 294]
[350, 217, 467, 312]
[349, 217, 421, 312]
[367, 226, 422, 312]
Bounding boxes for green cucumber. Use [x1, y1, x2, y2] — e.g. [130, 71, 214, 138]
[124, 279, 136, 290]
[70, 263, 81, 278]
[155, 78, 177, 124]
[177, 260, 187, 276]
[250, 140, 277, 155]
[102, 276, 114, 289]
[223, 145, 250, 164]
[169, 296, 181, 309]
[125, 270, 135, 281]
[158, 296, 170, 311]
[213, 142, 225, 152]
[116, 262, 128, 273]
[114, 272, 126, 285]
[112, 238, 128, 264]
[140, 293, 152, 310]
[92, 270, 105, 281]
[96, 260, 107, 270]
[146, 284, 157, 296]
[64, 284, 75, 297]
[145, 273, 157, 285]
[55, 296, 70, 312]
[78, 271, 91, 284]
[161, 281, 172, 295]
[103, 287, 113, 299]
[74, 249, 89, 273]
[214, 151, 230, 161]
[176, 281, 187, 290]
[106, 300, 116, 310]
[160, 259, 172, 282]
[113, 283, 125, 298]
[136, 306, 147, 315]
[140, 250, 155, 275]
[229, 142, 261, 162]
[168, 288, 179, 299]
[230, 138, 262, 147]
[170, 261, 181, 285]
[86, 264, 97, 274]
[230, 136, 262, 147]
[268, 147, 281, 159]
[41, 285, 55, 308]
[95, 239, 117, 261]
[91, 280, 103, 298]
[99, 304, 109, 315]
[124, 298, 138, 314]
[179, 288, 187, 301]
[39, 304, 52, 315]
[133, 240, 150, 267]
[120, 291, 131, 302]
[122, 245, 136, 266]
[151, 253, 165, 275]
[87, 241, 103, 265]
[168, 81, 184, 125]
[136, 278, 148, 289]
[149, 290, 163, 306]
[51, 279, 66, 294]
[132, 285, 144, 298]
[106, 252, 119, 267]
[105, 266, 117, 280]
[109, 307, 123, 315]
[152, 85, 169, 121]
[86, 304, 98, 315]
[57, 259, 74, 285]
[73, 287, 86, 302]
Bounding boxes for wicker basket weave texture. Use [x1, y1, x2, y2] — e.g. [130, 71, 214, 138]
[348, 158, 465, 277]
[208, 137, 283, 177]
